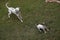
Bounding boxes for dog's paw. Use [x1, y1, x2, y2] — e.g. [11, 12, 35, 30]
[21, 20, 23, 22]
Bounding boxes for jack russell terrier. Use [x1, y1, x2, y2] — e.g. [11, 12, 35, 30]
[36, 23, 49, 33]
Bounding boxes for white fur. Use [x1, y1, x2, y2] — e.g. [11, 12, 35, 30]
[45, 0, 60, 3]
[5, 2, 23, 22]
[36, 24, 49, 33]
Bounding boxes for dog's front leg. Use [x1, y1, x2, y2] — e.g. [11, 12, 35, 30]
[39, 29, 42, 32]
[19, 12, 23, 20]
[43, 28, 47, 33]
[16, 14, 23, 22]
[45, 27, 49, 31]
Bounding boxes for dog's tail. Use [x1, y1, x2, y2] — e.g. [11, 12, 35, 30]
[5, 2, 9, 8]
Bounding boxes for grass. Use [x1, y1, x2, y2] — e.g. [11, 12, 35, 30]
[0, 0, 60, 40]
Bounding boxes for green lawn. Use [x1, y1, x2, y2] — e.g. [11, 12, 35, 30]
[0, 0, 60, 40]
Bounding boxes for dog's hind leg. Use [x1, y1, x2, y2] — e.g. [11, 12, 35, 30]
[8, 12, 11, 18]
[8, 10, 11, 18]
[43, 29, 47, 33]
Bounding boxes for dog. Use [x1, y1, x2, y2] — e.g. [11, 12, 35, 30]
[5, 2, 23, 22]
[45, 0, 60, 3]
[36, 23, 49, 33]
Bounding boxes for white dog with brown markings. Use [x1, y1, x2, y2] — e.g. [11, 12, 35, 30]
[45, 0, 60, 3]
[5, 2, 23, 22]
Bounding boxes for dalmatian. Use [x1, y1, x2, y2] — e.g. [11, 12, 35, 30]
[5, 2, 23, 22]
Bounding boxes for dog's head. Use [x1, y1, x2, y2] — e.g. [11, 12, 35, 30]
[15, 7, 19, 11]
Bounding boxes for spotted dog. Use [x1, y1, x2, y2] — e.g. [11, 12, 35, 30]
[6, 2, 23, 22]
